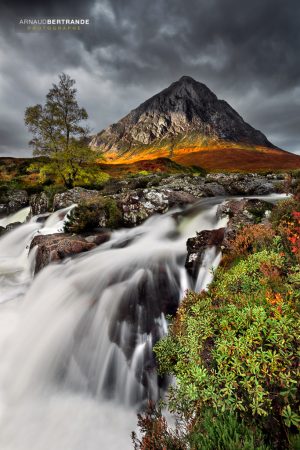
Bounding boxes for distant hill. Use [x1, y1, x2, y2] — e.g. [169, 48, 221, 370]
[90, 76, 300, 171]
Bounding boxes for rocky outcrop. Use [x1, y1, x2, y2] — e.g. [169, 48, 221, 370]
[52, 187, 100, 211]
[30, 232, 110, 273]
[29, 192, 49, 216]
[115, 188, 197, 226]
[0, 189, 28, 216]
[185, 228, 225, 278]
[205, 173, 278, 196]
[50, 174, 279, 230]
[161, 173, 279, 197]
[4, 172, 282, 229]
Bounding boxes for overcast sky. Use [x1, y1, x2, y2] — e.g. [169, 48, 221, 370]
[0, 0, 299, 156]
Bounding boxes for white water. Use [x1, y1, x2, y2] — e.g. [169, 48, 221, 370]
[0, 206, 30, 227]
[0, 197, 252, 449]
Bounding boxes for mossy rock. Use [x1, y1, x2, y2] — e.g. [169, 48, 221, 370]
[64, 196, 122, 233]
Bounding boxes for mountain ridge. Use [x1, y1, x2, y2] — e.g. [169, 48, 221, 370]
[90, 76, 300, 171]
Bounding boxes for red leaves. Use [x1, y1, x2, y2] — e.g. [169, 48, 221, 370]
[283, 210, 300, 257]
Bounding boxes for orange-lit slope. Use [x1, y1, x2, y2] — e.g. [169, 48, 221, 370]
[99, 142, 300, 172]
[173, 147, 300, 172]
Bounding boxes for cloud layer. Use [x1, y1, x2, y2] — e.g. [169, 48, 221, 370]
[0, 0, 299, 156]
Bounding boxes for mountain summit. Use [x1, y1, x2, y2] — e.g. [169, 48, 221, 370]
[90, 76, 300, 171]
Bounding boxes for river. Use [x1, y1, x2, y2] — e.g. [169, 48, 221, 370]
[0, 195, 282, 449]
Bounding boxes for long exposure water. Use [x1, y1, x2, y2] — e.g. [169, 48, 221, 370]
[0, 195, 283, 449]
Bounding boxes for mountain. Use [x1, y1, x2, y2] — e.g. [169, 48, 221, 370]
[90, 76, 300, 171]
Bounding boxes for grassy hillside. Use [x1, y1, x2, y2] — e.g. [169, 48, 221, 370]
[91, 134, 300, 172]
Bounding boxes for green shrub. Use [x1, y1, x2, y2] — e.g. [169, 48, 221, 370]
[212, 250, 285, 303]
[154, 250, 300, 447]
[189, 410, 270, 450]
[64, 196, 122, 233]
[43, 185, 66, 209]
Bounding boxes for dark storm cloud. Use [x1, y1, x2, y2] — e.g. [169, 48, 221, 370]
[0, 0, 299, 156]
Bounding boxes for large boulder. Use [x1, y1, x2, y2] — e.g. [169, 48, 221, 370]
[52, 187, 100, 211]
[30, 232, 110, 273]
[116, 188, 197, 226]
[117, 189, 169, 226]
[0, 189, 28, 216]
[29, 192, 49, 216]
[185, 228, 225, 278]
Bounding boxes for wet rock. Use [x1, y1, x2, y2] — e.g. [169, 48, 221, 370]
[116, 187, 197, 226]
[148, 173, 278, 198]
[30, 232, 110, 273]
[52, 187, 100, 211]
[2, 190, 28, 214]
[163, 190, 198, 207]
[29, 192, 49, 216]
[0, 204, 8, 216]
[185, 228, 225, 278]
[0, 221, 22, 236]
[158, 175, 206, 197]
[206, 173, 278, 196]
[0, 189, 29, 216]
[118, 190, 165, 226]
[202, 182, 226, 197]
[8, 190, 29, 213]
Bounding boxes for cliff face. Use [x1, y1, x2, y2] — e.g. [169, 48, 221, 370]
[90, 76, 275, 157]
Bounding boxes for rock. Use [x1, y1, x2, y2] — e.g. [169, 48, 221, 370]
[0, 189, 29, 216]
[0, 221, 22, 236]
[29, 192, 49, 216]
[52, 187, 100, 211]
[159, 175, 206, 197]
[0, 204, 8, 216]
[163, 190, 198, 207]
[30, 232, 110, 273]
[206, 173, 277, 196]
[217, 198, 274, 251]
[116, 187, 197, 226]
[118, 190, 165, 226]
[8, 190, 29, 213]
[185, 228, 225, 278]
[252, 182, 276, 195]
[5, 222, 22, 232]
[202, 182, 227, 197]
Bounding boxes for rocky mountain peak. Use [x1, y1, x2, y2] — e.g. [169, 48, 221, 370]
[90, 76, 276, 156]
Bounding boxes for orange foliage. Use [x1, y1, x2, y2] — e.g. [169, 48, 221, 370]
[280, 211, 300, 260]
[224, 224, 275, 265]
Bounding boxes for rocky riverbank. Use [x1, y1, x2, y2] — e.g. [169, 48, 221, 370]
[0, 172, 290, 273]
[0, 172, 286, 220]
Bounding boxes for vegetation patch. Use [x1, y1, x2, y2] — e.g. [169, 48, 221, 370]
[134, 195, 300, 449]
[64, 196, 122, 233]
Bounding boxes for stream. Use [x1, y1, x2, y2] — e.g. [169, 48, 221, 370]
[0, 195, 282, 449]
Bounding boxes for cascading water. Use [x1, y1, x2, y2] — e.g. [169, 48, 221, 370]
[0, 196, 273, 449]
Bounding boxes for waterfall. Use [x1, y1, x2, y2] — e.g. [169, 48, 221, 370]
[0, 206, 30, 228]
[0, 198, 228, 450]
